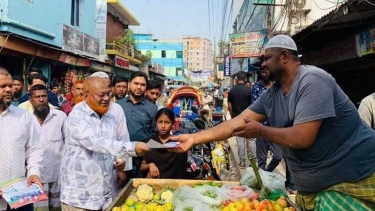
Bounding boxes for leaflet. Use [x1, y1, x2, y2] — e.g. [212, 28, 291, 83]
[0, 177, 48, 209]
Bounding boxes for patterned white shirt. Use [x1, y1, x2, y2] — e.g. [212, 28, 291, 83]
[32, 109, 67, 183]
[0, 105, 43, 210]
[60, 102, 135, 210]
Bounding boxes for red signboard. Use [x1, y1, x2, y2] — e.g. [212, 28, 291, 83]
[114, 56, 130, 69]
[58, 53, 91, 67]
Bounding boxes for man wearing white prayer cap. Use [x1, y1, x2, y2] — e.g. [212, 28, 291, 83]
[171, 35, 375, 210]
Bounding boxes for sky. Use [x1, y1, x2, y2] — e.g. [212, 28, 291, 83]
[122, 0, 244, 45]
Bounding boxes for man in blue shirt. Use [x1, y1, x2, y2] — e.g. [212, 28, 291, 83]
[117, 72, 157, 180]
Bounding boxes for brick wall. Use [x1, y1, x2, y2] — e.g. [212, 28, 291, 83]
[106, 13, 128, 42]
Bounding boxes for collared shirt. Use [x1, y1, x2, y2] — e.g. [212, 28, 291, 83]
[61, 99, 75, 116]
[18, 100, 55, 112]
[60, 102, 135, 210]
[32, 109, 66, 183]
[0, 105, 43, 210]
[117, 96, 158, 142]
[250, 81, 269, 126]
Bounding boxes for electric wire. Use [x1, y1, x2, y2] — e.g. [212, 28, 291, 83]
[139, 0, 150, 19]
[208, 0, 212, 40]
[364, 0, 375, 7]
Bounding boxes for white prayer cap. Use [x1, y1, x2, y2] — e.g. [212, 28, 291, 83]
[91, 71, 109, 78]
[265, 35, 298, 51]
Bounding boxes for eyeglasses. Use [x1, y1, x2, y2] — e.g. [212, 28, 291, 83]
[95, 92, 112, 99]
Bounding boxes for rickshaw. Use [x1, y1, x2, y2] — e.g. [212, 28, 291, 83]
[167, 86, 230, 181]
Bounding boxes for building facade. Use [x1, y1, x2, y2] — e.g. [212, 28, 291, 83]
[182, 36, 214, 72]
[134, 34, 184, 77]
[0, 0, 146, 91]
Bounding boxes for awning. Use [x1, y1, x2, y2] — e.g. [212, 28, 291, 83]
[165, 75, 187, 84]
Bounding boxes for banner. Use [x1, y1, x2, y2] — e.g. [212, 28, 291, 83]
[95, 0, 107, 56]
[229, 30, 267, 58]
[358, 28, 375, 56]
[224, 53, 231, 76]
[62, 25, 99, 59]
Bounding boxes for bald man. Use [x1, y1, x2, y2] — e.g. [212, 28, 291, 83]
[60, 77, 150, 211]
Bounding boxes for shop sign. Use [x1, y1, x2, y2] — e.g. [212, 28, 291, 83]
[224, 53, 231, 76]
[229, 30, 268, 58]
[358, 28, 375, 56]
[58, 53, 91, 67]
[153, 73, 165, 80]
[114, 56, 130, 69]
[95, 0, 107, 56]
[91, 61, 112, 73]
[191, 71, 212, 82]
[63, 24, 99, 58]
[129, 65, 139, 72]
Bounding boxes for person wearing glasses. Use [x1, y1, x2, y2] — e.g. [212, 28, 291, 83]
[60, 76, 150, 211]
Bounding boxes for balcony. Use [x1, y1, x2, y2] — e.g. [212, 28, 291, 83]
[106, 40, 142, 64]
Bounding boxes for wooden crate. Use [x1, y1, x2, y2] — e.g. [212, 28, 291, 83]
[106, 179, 240, 211]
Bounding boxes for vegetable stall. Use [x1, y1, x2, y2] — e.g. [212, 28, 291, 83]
[107, 179, 299, 211]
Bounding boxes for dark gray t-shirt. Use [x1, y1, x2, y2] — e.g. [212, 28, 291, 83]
[250, 65, 375, 195]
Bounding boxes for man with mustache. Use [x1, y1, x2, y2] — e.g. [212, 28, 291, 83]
[28, 84, 66, 211]
[111, 75, 128, 102]
[145, 80, 163, 110]
[172, 35, 375, 210]
[117, 72, 158, 181]
[18, 74, 55, 112]
[61, 80, 84, 116]
[11, 75, 24, 106]
[0, 68, 43, 211]
[60, 77, 150, 211]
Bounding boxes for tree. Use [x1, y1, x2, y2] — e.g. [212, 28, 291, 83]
[117, 29, 136, 48]
[145, 51, 152, 59]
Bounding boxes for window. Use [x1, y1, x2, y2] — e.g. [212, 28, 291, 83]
[196, 52, 199, 55]
[176, 51, 183, 58]
[71, 0, 80, 26]
[190, 47, 193, 50]
[196, 63, 199, 65]
[161, 50, 166, 58]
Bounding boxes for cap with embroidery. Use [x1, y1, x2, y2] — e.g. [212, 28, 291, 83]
[265, 35, 298, 51]
[90, 71, 109, 78]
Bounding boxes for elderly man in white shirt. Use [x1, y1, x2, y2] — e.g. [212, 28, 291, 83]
[90, 71, 132, 196]
[0, 68, 43, 211]
[60, 77, 150, 211]
[24, 84, 67, 211]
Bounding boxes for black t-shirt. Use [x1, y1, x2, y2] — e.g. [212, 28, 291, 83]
[144, 135, 187, 179]
[228, 83, 251, 118]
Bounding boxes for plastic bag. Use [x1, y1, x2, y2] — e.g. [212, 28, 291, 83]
[174, 199, 210, 211]
[172, 185, 224, 207]
[259, 169, 287, 200]
[221, 185, 254, 201]
[240, 167, 258, 188]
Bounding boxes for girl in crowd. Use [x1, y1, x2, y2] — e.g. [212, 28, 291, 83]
[141, 108, 187, 179]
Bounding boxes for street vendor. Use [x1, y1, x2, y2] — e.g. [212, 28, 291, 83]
[172, 35, 375, 210]
[60, 77, 150, 211]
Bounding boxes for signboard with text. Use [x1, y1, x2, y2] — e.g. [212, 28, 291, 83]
[114, 56, 130, 69]
[358, 28, 375, 56]
[190, 71, 212, 82]
[95, 0, 107, 56]
[224, 53, 231, 76]
[229, 30, 267, 58]
[62, 25, 99, 59]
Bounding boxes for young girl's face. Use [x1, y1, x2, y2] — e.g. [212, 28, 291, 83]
[157, 113, 173, 135]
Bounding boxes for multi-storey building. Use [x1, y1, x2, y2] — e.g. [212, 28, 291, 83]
[134, 34, 184, 77]
[0, 0, 145, 89]
[182, 36, 214, 72]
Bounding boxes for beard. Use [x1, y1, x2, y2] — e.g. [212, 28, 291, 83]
[74, 95, 84, 105]
[87, 96, 109, 115]
[34, 105, 50, 121]
[13, 91, 22, 99]
[129, 89, 144, 100]
[114, 93, 125, 100]
[0, 98, 10, 110]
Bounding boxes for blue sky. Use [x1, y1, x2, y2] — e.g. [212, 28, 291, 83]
[122, 0, 243, 43]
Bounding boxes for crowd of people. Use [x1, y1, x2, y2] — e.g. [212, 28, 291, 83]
[1, 34, 375, 211]
[0, 69, 192, 211]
